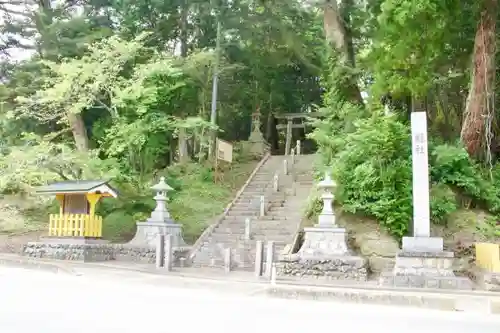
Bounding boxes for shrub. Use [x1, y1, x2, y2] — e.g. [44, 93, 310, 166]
[312, 113, 500, 239]
[330, 115, 414, 237]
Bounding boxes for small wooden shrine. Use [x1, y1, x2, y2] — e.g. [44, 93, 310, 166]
[36, 180, 118, 238]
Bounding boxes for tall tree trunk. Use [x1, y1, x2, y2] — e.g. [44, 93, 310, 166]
[67, 112, 89, 152]
[461, 0, 497, 161]
[36, 0, 90, 151]
[323, 0, 364, 105]
[180, 0, 188, 58]
[178, 127, 189, 164]
[177, 1, 189, 164]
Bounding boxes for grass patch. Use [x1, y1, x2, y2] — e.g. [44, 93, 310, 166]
[100, 159, 258, 243]
[0, 157, 258, 243]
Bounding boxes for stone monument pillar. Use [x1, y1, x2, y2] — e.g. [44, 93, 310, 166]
[248, 110, 268, 157]
[129, 177, 186, 247]
[279, 172, 367, 281]
[380, 112, 472, 289]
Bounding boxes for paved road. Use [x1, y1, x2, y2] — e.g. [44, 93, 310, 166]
[1, 267, 500, 333]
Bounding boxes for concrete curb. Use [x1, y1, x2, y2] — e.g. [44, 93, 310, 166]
[1, 254, 499, 314]
[76, 263, 500, 314]
[262, 284, 500, 314]
[0, 255, 78, 275]
[74, 262, 500, 296]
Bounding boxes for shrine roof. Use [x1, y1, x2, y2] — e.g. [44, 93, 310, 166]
[35, 180, 118, 197]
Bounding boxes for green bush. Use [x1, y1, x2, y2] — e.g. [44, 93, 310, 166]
[329, 115, 414, 237]
[308, 54, 500, 240]
[429, 184, 457, 225]
[430, 144, 500, 213]
[311, 109, 500, 239]
[102, 210, 137, 242]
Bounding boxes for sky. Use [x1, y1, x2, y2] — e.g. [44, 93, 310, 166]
[0, 2, 35, 62]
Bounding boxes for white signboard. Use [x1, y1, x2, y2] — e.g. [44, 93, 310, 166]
[216, 138, 233, 163]
[410, 112, 430, 238]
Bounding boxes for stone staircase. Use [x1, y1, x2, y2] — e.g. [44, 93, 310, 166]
[189, 153, 316, 271]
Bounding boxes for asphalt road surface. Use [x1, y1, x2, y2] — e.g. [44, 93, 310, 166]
[1, 266, 499, 333]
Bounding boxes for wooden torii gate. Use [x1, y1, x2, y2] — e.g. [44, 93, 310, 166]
[274, 112, 321, 155]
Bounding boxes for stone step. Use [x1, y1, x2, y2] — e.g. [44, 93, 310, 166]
[263, 213, 302, 219]
[234, 199, 284, 205]
[230, 213, 292, 219]
[224, 214, 290, 221]
[214, 228, 296, 236]
[258, 215, 290, 220]
[214, 221, 299, 231]
[226, 211, 259, 216]
[231, 202, 284, 209]
[229, 207, 260, 212]
[245, 181, 273, 185]
[222, 215, 260, 221]
[217, 221, 297, 229]
[238, 192, 271, 197]
[216, 222, 295, 230]
[200, 241, 255, 250]
[212, 228, 295, 237]
[202, 237, 288, 247]
[208, 234, 292, 244]
[246, 176, 272, 180]
[291, 180, 313, 185]
[191, 153, 315, 269]
[236, 197, 285, 204]
[229, 204, 285, 212]
[216, 221, 296, 228]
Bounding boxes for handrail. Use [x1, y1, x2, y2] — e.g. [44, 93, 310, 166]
[188, 152, 271, 261]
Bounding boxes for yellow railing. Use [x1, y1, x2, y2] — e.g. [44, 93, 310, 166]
[475, 242, 500, 273]
[48, 214, 103, 238]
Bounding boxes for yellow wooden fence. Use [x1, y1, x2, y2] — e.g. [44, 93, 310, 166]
[475, 242, 500, 273]
[48, 214, 103, 238]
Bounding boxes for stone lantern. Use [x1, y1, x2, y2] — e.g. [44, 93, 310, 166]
[299, 171, 348, 256]
[129, 177, 186, 247]
[150, 177, 174, 223]
[316, 171, 337, 227]
[281, 171, 368, 281]
[248, 109, 268, 157]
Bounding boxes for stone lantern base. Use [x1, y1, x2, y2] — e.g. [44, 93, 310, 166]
[277, 226, 368, 281]
[129, 221, 186, 248]
[299, 227, 349, 256]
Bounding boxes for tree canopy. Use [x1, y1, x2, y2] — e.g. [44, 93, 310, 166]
[0, 0, 499, 239]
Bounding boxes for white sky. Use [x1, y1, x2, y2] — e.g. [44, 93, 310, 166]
[0, 2, 35, 61]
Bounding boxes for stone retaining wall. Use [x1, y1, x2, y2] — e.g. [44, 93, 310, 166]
[277, 254, 368, 281]
[23, 242, 190, 265]
[482, 272, 500, 291]
[470, 268, 500, 291]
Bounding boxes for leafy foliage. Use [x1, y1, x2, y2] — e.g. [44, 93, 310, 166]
[312, 87, 500, 239]
[1, 0, 500, 245]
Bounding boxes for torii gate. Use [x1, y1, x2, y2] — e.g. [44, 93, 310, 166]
[274, 112, 321, 155]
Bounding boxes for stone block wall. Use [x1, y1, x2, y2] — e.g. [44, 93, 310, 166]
[113, 244, 189, 265]
[277, 253, 368, 281]
[23, 243, 115, 262]
[470, 268, 500, 291]
[482, 273, 500, 291]
[23, 242, 190, 265]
